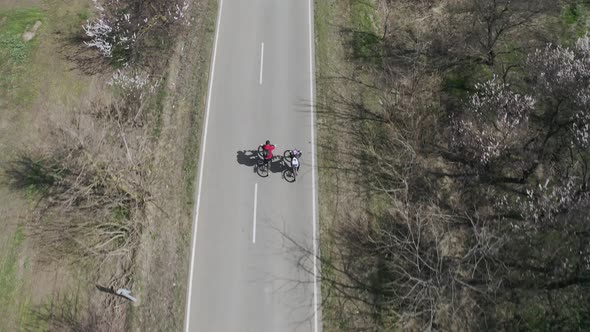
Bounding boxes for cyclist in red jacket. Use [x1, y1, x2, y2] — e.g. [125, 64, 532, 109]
[261, 140, 275, 165]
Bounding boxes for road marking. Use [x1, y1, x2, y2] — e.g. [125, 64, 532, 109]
[185, 0, 224, 331]
[252, 183, 258, 243]
[308, 0, 320, 330]
[259, 42, 264, 85]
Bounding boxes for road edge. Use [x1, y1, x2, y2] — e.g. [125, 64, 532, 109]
[184, 0, 224, 330]
[308, 0, 321, 331]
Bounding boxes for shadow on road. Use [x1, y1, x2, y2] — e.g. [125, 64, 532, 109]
[236, 150, 290, 177]
[268, 157, 289, 174]
[236, 150, 259, 167]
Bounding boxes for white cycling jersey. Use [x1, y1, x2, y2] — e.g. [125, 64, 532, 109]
[291, 157, 300, 168]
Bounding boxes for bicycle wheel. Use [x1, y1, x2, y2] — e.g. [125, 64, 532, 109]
[256, 160, 269, 177]
[283, 168, 295, 183]
[283, 149, 293, 162]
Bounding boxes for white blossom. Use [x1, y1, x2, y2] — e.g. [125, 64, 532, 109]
[83, 18, 113, 57]
[84, 0, 191, 60]
[109, 69, 160, 100]
[170, 0, 191, 26]
[519, 178, 581, 224]
[452, 78, 535, 164]
[528, 37, 590, 150]
[528, 36, 590, 102]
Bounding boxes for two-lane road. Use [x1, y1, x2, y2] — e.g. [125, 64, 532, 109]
[184, 0, 319, 331]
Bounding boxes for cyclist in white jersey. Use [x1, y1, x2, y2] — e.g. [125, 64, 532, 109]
[291, 155, 300, 175]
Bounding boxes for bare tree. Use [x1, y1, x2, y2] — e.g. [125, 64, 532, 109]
[4, 114, 151, 263]
[449, 0, 558, 67]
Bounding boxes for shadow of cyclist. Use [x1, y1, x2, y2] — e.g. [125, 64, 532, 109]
[236, 150, 259, 167]
[268, 156, 290, 174]
[236, 150, 290, 175]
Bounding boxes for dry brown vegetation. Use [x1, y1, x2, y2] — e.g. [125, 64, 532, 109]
[317, 0, 590, 331]
[0, 0, 214, 330]
[6, 117, 149, 262]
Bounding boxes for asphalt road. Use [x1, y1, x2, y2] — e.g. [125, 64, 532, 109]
[184, 0, 319, 331]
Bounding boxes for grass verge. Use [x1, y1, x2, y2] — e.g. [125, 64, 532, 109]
[349, 0, 381, 62]
[315, 0, 364, 330]
[0, 226, 37, 330]
[127, 0, 218, 330]
[0, 8, 44, 105]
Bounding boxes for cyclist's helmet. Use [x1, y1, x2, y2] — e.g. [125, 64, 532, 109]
[266, 140, 271, 145]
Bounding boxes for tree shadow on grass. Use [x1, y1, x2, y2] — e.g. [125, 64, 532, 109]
[61, 42, 111, 76]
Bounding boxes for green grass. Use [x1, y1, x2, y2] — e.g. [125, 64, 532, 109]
[77, 9, 89, 21]
[519, 301, 551, 331]
[181, 0, 219, 209]
[562, 3, 588, 26]
[349, 0, 381, 63]
[561, 3, 590, 44]
[0, 227, 25, 304]
[315, 0, 364, 330]
[0, 5, 91, 106]
[442, 63, 494, 102]
[151, 85, 168, 139]
[0, 8, 45, 105]
[112, 205, 131, 221]
[0, 226, 35, 329]
[0, 9, 44, 36]
[49, 6, 91, 37]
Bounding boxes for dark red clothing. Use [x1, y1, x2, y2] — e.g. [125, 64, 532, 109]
[262, 144, 275, 160]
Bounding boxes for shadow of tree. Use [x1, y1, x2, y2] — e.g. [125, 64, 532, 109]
[24, 292, 102, 332]
[61, 41, 111, 76]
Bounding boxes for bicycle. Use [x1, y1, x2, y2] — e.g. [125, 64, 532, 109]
[283, 149, 301, 182]
[283, 148, 302, 162]
[256, 144, 274, 177]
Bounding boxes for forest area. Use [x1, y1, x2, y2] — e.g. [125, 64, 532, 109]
[316, 0, 590, 331]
